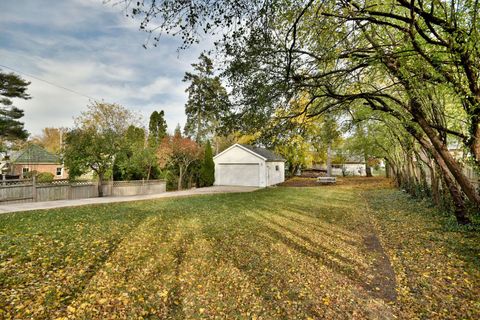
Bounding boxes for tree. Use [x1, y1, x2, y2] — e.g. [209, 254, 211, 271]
[148, 110, 167, 147]
[157, 134, 201, 190]
[114, 125, 159, 181]
[200, 140, 215, 186]
[183, 53, 231, 142]
[30, 127, 67, 154]
[174, 123, 182, 137]
[344, 123, 377, 177]
[63, 102, 137, 196]
[0, 70, 30, 141]
[121, 0, 480, 222]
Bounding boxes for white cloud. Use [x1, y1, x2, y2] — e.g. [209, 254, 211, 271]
[0, 0, 210, 137]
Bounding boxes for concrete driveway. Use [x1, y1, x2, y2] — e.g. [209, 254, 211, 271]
[0, 186, 259, 214]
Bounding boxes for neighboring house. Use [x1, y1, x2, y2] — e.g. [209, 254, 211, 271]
[214, 144, 285, 187]
[311, 155, 367, 176]
[7, 144, 67, 179]
[335, 159, 367, 176]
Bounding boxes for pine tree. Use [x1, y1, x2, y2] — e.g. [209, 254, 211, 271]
[174, 123, 182, 138]
[0, 70, 31, 141]
[200, 140, 215, 186]
[183, 53, 230, 143]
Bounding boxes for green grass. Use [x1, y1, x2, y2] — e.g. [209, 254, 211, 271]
[0, 179, 479, 319]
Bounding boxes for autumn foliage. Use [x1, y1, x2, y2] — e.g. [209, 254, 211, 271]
[157, 134, 201, 190]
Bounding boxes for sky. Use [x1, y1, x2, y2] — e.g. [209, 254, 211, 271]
[0, 0, 209, 137]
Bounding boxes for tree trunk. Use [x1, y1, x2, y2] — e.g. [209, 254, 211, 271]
[411, 101, 480, 208]
[440, 168, 470, 225]
[372, 45, 480, 208]
[147, 164, 151, 181]
[196, 108, 202, 143]
[404, 153, 415, 195]
[430, 162, 440, 206]
[326, 144, 332, 176]
[178, 166, 183, 190]
[365, 154, 372, 177]
[415, 134, 471, 224]
[470, 122, 480, 165]
[98, 172, 104, 197]
[289, 163, 299, 176]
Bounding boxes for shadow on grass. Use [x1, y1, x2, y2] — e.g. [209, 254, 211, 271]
[365, 189, 480, 270]
[165, 233, 194, 320]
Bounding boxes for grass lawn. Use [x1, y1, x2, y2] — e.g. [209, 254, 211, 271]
[0, 178, 479, 319]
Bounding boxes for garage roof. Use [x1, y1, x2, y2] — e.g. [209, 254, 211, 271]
[239, 144, 286, 162]
[214, 143, 286, 162]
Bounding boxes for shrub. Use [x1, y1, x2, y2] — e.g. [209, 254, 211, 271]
[36, 172, 54, 183]
[200, 141, 215, 187]
[23, 170, 37, 179]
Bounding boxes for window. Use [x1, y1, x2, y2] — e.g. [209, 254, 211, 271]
[22, 167, 30, 178]
[56, 167, 62, 176]
[275, 165, 280, 171]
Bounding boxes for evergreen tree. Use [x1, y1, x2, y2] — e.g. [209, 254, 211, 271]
[148, 110, 168, 146]
[174, 123, 182, 138]
[183, 53, 230, 143]
[0, 70, 31, 141]
[200, 140, 215, 187]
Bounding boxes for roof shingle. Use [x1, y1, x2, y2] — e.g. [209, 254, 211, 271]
[240, 144, 286, 161]
[12, 144, 60, 164]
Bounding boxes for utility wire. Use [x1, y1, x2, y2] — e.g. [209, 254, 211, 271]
[0, 63, 97, 100]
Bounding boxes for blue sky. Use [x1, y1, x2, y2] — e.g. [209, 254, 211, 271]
[0, 0, 209, 136]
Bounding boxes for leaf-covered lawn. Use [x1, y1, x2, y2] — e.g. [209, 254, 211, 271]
[0, 178, 478, 319]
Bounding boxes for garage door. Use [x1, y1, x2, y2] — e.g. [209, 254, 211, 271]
[217, 164, 260, 186]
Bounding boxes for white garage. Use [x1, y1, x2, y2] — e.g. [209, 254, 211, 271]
[214, 144, 285, 187]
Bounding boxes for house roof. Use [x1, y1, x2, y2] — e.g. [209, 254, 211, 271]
[11, 144, 60, 164]
[239, 144, 286, 161]
[213, 143, 286, 162]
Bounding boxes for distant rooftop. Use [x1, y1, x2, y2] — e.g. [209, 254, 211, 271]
[240, 144, 286, 162]
[11, 144, 60, 164]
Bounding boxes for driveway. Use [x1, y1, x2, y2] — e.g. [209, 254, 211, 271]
[0, 186, 259, 214]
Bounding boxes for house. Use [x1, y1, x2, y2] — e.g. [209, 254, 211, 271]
[310, 155, 367, 176]
[213, 144, 285, 187]
[6, 144, 67, 179]
[333, 155, 367, 176]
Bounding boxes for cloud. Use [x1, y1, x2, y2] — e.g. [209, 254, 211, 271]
[0, 0, 209, 137]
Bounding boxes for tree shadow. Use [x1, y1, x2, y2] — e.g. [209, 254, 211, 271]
[270, 208, 359, 247]
[165, 233, 194, 319]
[254, 213, 360, 269]
[204, 231, 324, 319]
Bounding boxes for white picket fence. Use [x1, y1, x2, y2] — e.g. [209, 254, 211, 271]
[0, 178, 166, 204]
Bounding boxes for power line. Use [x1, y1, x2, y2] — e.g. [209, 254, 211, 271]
[0, 63, 97, 100]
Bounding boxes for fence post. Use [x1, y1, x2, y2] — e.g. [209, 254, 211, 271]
[32, 175, 37, 202]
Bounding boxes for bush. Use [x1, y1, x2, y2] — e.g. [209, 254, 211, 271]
[200, 141, 215, 187]
[22, 170, 36, 179]
[36, 172, 54, 183]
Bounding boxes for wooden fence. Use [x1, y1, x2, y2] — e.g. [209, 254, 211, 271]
[0, 178, 166, 204]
